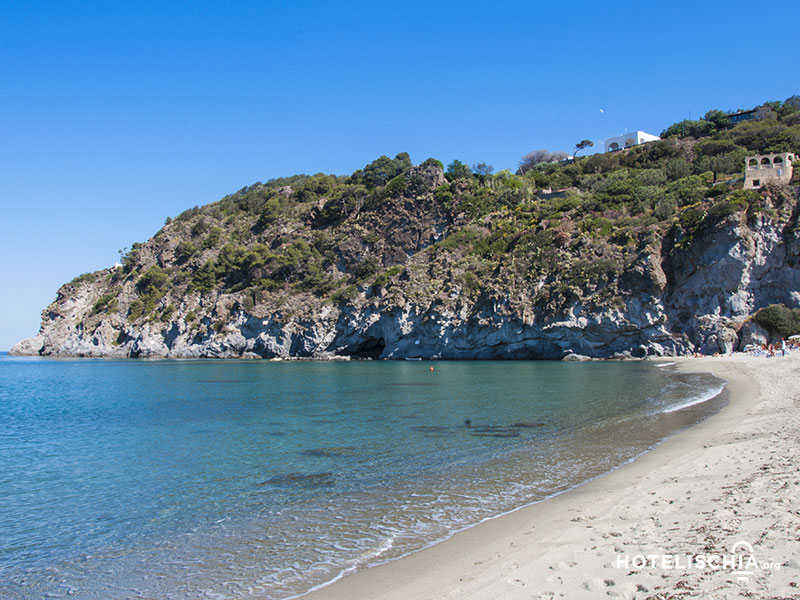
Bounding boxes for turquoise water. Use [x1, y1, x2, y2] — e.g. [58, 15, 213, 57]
[0, 354, 725, 599]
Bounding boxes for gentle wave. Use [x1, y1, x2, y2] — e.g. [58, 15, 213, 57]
[661, 384, 725, 413]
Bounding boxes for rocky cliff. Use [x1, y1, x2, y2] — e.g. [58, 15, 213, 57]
[11, 145, 800, 360]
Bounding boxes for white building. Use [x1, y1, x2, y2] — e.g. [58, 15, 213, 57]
[604, 131, 660, 152]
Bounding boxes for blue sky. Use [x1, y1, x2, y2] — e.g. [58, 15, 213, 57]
[0, 0, 797, 350]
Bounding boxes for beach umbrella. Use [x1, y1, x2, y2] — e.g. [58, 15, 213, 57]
[789, 334, 800, 340]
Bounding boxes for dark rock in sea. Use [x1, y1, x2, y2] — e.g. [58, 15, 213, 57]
[262, 472, 336, 486]
[300, 447, 355, 457]
[469, 425, 514, 433]
[509, 422, 546, 428]
[470, 431, 521, 438]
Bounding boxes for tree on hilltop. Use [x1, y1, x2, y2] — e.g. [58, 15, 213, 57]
[703, 109, 730, 130]
[574, 140, 593, 156]
[472, 162, 494, 176]
[446, 159, 473, 180]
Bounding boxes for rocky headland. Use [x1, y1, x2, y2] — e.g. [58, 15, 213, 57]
[12, 105, 800, 359]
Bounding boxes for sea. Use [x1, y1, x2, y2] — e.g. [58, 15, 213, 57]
[0, 352, 726, 599]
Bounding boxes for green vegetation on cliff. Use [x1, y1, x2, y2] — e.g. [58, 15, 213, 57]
[754, 304, 800, 338]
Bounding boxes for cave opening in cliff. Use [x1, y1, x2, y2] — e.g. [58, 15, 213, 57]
[348, 337, 386, 359]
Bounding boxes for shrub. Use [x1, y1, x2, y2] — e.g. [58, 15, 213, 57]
[191, 218, 210, 237]
[91, 292, 118, 315]
[446, 159, 473, 180]
[436, 227, 486, 252]
[317, 185, 367, 224]
[361, 153, 412, 188]
[127, 299, 144, 321]
[189, 260, 217, 294]
[385, 174, 408, 197]
[175, 241, 198, 262]
[373, 265, 403, 288]
[71, 272, 96, 285]
[433, 184, 453, 207]
[354, 256, 381, 281]
[175, 205, 201, 222]
[661, 119, 715, 139]
[136, 266, 169, 293]
[420, 158, 444, 170]
[202, 227, 223, 249]
[580, 216, 615, 237]
[160, 304, 175, 322]
[653, 197, 678, 220]
[330, 284, 358, 304]
[706, 196, 745, 221]
[459, 271, 480, 295]
[665, 158, 692, 181]
[121, 243, 143, 273]
[667, 175, 709, 207]
[255, 197, 282, 230]
[753, 304, 800, 338]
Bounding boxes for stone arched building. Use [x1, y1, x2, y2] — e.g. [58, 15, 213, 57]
[744, 153, 794, 188]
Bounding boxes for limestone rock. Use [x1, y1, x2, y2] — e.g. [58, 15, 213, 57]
[562, 353, 591, 362]
[738, 320, 769, 349]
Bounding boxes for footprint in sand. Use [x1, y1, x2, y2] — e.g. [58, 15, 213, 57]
[582, 578, 606, 592]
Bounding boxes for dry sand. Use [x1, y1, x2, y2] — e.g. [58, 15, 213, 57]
[302, 353, 800, 599]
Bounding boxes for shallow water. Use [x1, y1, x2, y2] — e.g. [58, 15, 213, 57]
[0, 355, 724, 599]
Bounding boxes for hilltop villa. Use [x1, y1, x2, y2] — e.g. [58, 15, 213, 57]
[604, 131, 660, 152]
[725, 108, 759, 125]
[744, 153, 794, 188]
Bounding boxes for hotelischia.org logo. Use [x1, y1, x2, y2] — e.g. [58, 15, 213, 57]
[615, 541, 781, 584]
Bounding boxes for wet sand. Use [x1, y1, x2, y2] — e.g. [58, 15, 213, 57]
[301, 353, 800, 599]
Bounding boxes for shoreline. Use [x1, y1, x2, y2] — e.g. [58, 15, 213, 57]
[300, 354, 800, 599]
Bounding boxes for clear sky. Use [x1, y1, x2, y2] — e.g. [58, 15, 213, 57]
[1, 0, 797, 350]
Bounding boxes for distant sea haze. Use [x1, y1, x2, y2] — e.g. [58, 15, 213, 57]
[0, 356, 725, 599]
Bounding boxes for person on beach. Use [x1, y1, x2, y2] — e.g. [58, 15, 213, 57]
[781, 338, 786, 357]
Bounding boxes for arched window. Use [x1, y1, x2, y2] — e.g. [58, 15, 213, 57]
[761, 157, 771, 166]
[608, 142, 620, 152]
[748, 158, 758, 166]
[625, 138, 635, 147]
[773, 156, 783, 165]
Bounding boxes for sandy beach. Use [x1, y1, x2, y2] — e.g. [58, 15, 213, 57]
[303, 353, 800, 600]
